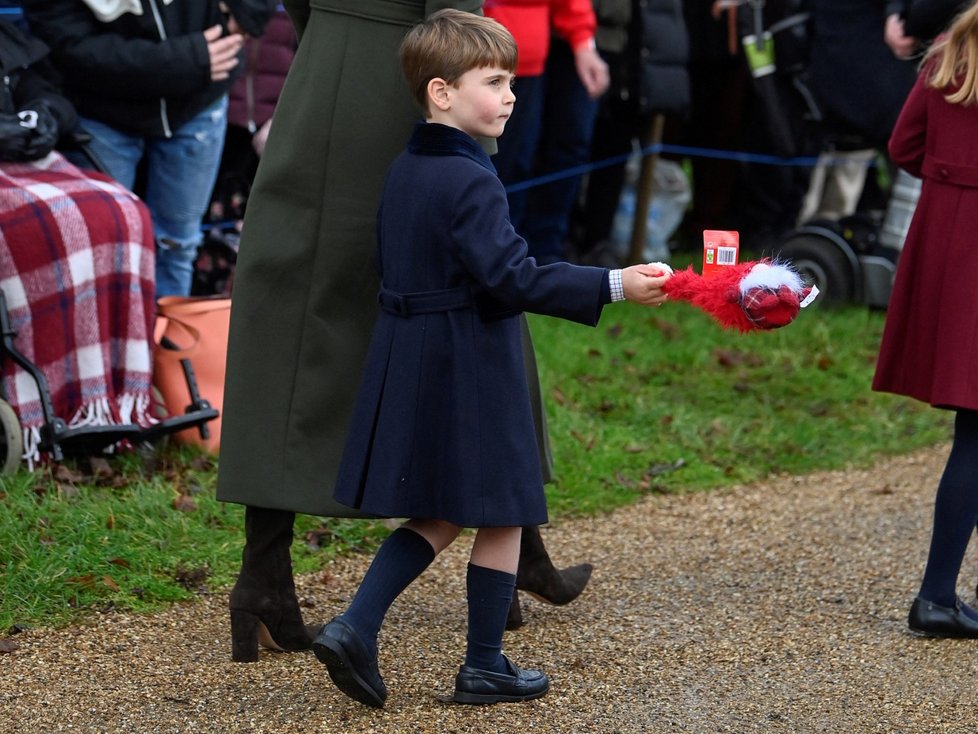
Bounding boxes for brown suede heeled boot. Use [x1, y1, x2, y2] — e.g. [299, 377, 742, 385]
[229, 506, 317, 662]
[506, 587, 525, 630]
[510, 525, 593, 626]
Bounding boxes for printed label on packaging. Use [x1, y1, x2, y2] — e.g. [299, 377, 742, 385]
[703, 230, 740, 276]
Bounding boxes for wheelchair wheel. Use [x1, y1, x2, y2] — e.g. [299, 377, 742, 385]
[777, 234, 855, 307]
[0, 398, 23, 475]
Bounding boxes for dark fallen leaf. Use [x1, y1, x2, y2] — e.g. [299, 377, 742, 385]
[66, 575, 98, 589]
[606, 323, 623, 339]
[0, 639, 19, 654]
[108, 557, 131, 569]
[172, 494, 197, 512]
[569, 430, 595, 451]
[597, 399, 614, 414]
[713, 348, 743, 368]
[305, 527, 335, 550]
[107, 474, 131, 489]
[106, 513, 115, 530]
[298, 596, 316, 609]
[54, 464, 86, 483]
[190, 455, 215, 472]
[550, 387, 567, 406]
[7, 624, 30, 635]
[174, 564, 210, 592]
[817, 355, 834, 370]
[660, 414, 674, 427]
[587, 347, 602, 358]
[88, 457, 113, 479]
[623, 348, 636, 359]
[649, 316, 681, 339]
[871, 484, 894, 495]
[102, 576, 120, 592]
[614, 472, 636, 489]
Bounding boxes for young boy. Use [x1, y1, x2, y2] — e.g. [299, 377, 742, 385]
[312, 9, 671, 708]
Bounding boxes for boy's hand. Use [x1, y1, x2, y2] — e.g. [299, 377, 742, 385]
[621, 263, 672, 306]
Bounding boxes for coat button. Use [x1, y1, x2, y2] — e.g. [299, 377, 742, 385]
[940, 168, 949, 178]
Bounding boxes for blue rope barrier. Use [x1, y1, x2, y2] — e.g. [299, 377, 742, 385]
[503, 141, 877, 194]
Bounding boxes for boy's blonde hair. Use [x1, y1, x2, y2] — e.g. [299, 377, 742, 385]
[925, 0, 978, 105]
[400, 9, 518, 114]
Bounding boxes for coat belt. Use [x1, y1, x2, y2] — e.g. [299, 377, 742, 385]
[921, 156, 978, 188]
[378, 285, 473, 317]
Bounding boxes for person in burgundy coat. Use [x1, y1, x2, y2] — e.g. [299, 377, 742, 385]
[873, 0, 978, 638]
[312, 10, 671, 708]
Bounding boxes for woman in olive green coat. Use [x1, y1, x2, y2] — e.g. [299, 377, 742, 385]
[218, 0, 591, 662]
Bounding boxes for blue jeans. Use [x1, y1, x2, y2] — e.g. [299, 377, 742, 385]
[521, 38, 599, 262]
[70, 98, 228, 297]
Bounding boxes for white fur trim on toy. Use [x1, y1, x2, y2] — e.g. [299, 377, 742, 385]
[737, 261, 804, 296]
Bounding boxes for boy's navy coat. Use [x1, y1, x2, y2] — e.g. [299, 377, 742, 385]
[334, 123, 611, 527]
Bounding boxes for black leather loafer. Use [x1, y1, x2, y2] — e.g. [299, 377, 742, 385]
[908, 596, 978, 638]
[312, 617, 387, 708]
[453, 654, 549, 705]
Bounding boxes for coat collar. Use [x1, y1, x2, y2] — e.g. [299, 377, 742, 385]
[407, 122, 496, 173]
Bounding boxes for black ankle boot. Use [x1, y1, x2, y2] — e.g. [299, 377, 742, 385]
[515, 525, 593, 606]
[229, 506, 316, 662]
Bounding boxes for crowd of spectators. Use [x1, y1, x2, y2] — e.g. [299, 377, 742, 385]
[0, 0, 969, 464]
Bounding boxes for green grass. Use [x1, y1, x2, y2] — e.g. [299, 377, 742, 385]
[531, 299, 949, 515]
[0, 451, 390, 629]
[0, 284, 952, 630]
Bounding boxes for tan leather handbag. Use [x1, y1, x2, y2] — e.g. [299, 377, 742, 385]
[152, 295, 230, 453]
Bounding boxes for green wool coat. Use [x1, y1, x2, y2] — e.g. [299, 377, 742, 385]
[217, 0, 552, 516]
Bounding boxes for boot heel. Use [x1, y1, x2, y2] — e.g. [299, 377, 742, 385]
[230, 609, 260, 662]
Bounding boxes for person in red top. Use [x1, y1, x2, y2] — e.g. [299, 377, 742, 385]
[486, 0, 609, 263]
[873, 0, 978, 639]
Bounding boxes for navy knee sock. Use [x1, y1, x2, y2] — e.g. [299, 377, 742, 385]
[464, 562, 517, 674]
[918, 410, 978, 615]
[341, 527, 435, 656]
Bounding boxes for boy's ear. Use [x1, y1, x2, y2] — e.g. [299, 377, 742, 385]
[427, 77, 452, 111]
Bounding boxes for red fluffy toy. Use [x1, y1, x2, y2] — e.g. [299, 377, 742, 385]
[652, 259, 817, 332]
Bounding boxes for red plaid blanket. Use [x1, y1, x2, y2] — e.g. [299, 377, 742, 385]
[0, 151, 156, 466]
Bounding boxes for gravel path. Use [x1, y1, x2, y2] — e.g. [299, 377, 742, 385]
[3, 444, 977, 734]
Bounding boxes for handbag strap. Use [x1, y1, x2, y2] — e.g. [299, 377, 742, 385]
[154, 314, 200, 360]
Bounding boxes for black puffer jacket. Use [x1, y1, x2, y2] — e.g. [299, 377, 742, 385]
[634, 0, 689, 116]
[22, 0, 275, 138]
[595, 0, 690, 117]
